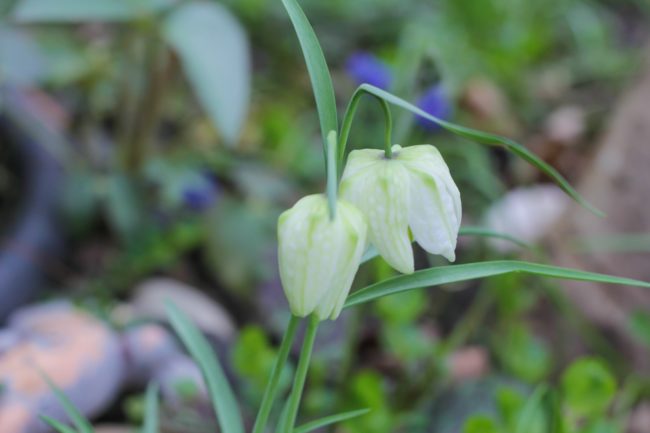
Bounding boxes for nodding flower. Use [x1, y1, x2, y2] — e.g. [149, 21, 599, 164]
[340, 144, 461, 274]
[277, 194, 367, 320]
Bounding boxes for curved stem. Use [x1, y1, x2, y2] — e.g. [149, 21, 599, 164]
[284, 315, 320, 432]
[251, 315, 300, 433]
[326, 130, 338, 220]
[339, 88, 394, 175]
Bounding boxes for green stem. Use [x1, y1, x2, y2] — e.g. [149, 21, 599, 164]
[252, 316, 300, 433]
[339, 88, 394, 174]
[284, 315, 320, 432]
[326, 130, 338, 220]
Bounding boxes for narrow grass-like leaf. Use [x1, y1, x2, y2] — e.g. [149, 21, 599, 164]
[280, 0, 338, 149]
[275, 397, 292, 433]
[515, 385, 548, 433]
[345, 260, 650, 308]
[294, 408, 371, 433]
[360, 227, 533, 264]
[166, 302, 244, 433]
[41, 374, 93, 433]
[143, 383, 160, 433]
[459, 226, 534, 250]
[352, 84, 603, 217]
[39, 416, 78, 433]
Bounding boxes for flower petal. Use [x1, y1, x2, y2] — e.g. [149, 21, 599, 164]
[399, 145, 461, 261]
[341, 150, 414, 274]
[314, 199, 367, 320]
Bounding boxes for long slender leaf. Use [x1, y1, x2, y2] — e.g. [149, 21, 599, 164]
[360, 227, 533, 263]
[345, 260, 650, 308]
[39, 416, 78, 433]
[280, 0, 338, 149]
[459, 226, 534, 250]
[143, 383, 160, 433]
[294, 408, 371, 433]
[166, 302, 244, 433]
[353, 84, 603, 217]
[515, 385, 548, 433]
[41, 374, 93, 433]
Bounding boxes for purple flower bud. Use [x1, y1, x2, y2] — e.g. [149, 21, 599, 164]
[182, 172, 219, 212]
[415, 85, 452, 131]
[345, 52, 392, 90]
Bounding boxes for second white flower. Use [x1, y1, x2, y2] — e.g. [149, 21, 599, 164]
[340, 144, 462, 274]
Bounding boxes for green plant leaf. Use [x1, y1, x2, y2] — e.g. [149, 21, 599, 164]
[360, 226, 532, 264]
[462, 415, 500, 433]
[459, 226, 534, 250]
[39, 416, 78, 433]
[294, 408, 371, 433]
[561, 357, 616, 418]
[353, 84, 603, 217]
[143, 383, 160, 433]
[12, 0, 174, 22]
[345, 260, 650, 308]
[280, 0, 338, 150]
[166, 302, 244, 433]
[41, 374, 93, 433]
[163, 1, 251, 145]
[515, 385, 549, 433]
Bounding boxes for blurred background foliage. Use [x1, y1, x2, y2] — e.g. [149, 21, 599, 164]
[1, 0, 650, 432]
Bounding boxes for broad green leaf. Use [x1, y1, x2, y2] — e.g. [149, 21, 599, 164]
[353, 84, 603, 217]
[345, 260, 650, 308]
[39, 416, 78, 433]
[280, 0, 338, 149]
[295, 408, 371, 433]
[164, 1, 250, 144]
[561, 357, 616, 418]
[12, 0, 174, 22]
[41, 374, 93, 433]
[143, 383, 159, 433]
[462, 415, 499, 433]
[166, 302, 244, 433]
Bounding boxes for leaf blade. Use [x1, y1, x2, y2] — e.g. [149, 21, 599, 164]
[163, 1, 251, 144]
[280, 0, 338, 149]
[41, 374, 94, 433]
[294, 408, 371, 433]
[166, 302, 244, 433]
[355, 84, 603, 217]
[143, 383, 160, 433]
[39, 416, 78, 433]
[345, 260, 650, 308]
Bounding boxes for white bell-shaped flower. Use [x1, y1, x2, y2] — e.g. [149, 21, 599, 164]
[277, 194, 367, 320]
[340, 144, 461, 274]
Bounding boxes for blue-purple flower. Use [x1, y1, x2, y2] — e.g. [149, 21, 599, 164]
[415, 85, 452, 131]
[345, 52, 392, 90]
[182, 171, 220, 212]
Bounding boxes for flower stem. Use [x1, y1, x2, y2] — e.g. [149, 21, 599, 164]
[284, 315, 320, 432]
[339, 88, 394, 173]
[326, 130, 338, 220]
[251, 315, 300, 433]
